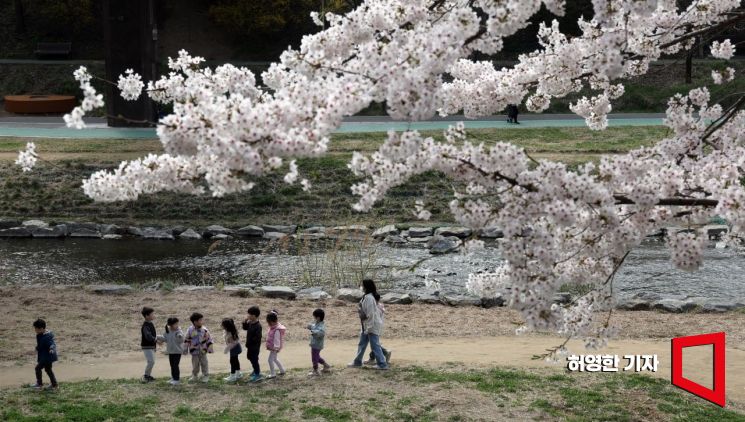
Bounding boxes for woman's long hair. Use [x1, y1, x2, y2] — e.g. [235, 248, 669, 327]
[221, 318, 239, 341]
[362, 278, 377, 296]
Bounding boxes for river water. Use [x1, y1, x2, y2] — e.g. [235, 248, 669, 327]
[0, 237, 743, 301]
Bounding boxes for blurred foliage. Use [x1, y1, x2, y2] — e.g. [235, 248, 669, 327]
[25, 0, 99, 37]
[206, 0, 351, 41]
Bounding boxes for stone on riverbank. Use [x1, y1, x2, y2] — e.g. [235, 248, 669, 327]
[179, 229, 202, 240]
[261, 224, 297, 234]
[434, 227, 472, 238]
[31, 224, 68, 238]
[441, 294, 482, 307]
[617, 298, 651, 311]
[264, 232, 288, 240]
[479, 227, 504, 239]
[141, 227, 175, 240]
[380, 292, 413, 305]
[213, 234, 232, 240]
[302, 226, 326, 234]
[336, 288, 363, 302]
[428, 235, 459, 254]
[0, 219, 21, 229]
[373, 225, 398, 238]
[259, 285, 296, 300]
[411, 292, 442, 304]
[84, 284, 134, 295]
[100, 224, 125, 235]
[68, 228, 101, 238]
[297, 287, 331, 300]
[126, 226, 144, 237]
[651, 298, 697, 313]
[202, 225, 234, 238]
[384, 235, 407, 244]
[174, 285, 215, 292]
[407, 227, 433, 238]
[223, 284, 256, 297]
[22, 220, 49, 229]
[102, 234, 122, 240]
[237, 225, 264, 237]
[295, 233, 326, 240]
[0, 227, 32, 237]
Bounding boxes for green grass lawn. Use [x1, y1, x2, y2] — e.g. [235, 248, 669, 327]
[1, 366, 742, 421]
[0, 126, 666, 226]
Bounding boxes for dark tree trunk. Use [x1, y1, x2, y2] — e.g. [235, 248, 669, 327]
[685, 49, 693, 84]
[14, 0, 26, 34]
[103, 0, 158, 127]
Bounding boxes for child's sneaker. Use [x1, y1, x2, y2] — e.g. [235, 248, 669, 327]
[188, 376, 198, 383]
[384, 350, 392, 363]
[248, 373, 263, 383]
[234, 371, 243, 380]
[168, 379, 180, 386]
[322, 364, 332, 373]
[308, 370, 320, 377]
[278, 371, 286, 377]
[145, 375, 156, 382]
[28, 383, 42, 390]
[347, 362, 362, 368]
[223, 373, 236, 382]
[44, 385, 59, 391]
[140, 376, 152, 383]
[363, 359, 376, 366]
[265, 374, 276, 380]
[200, 375, 210, 383]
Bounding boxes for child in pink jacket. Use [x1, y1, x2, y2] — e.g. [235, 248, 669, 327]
[265, 310, 287, 379]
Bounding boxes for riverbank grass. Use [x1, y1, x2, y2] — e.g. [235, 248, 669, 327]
[0, 126, 666, 226]
[1, 365, 742, 421]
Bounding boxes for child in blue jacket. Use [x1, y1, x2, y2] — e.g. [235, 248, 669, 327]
[31, 319, 58, 390]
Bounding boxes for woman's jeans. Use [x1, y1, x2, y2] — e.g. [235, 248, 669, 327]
[353, 332, 387, 368]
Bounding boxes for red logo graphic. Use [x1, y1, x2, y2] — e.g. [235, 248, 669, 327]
[671, 332, 726, 407]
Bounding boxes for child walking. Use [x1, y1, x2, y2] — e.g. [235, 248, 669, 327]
[222, 318, 243, 382]
[140, 306, 157, 383]
[242, 306, 263, 383]
[30, 319, 58, 390]
[307, 308, 331, 376]
[159, 317, 184, 386]
[185, 312, 214, 383]
[265, 310, 286, 379]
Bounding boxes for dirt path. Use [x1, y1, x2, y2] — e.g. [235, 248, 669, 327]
[4, 335, 744, 405]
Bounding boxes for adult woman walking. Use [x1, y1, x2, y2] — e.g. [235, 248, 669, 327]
[348, 278, 388, 369]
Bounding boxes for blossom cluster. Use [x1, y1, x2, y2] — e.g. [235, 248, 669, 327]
[15, 142, 37, 172]
[52, 0, 745, 347]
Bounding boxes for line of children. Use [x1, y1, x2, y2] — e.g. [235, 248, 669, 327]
[32, 305, 349, 389]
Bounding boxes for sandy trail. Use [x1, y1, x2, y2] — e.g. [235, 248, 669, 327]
[3, 335, 743, 404]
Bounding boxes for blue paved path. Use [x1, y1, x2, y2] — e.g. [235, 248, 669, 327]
[0, 114, 665, 139]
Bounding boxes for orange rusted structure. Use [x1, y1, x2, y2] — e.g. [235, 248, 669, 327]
[3, 95, 76, 114]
